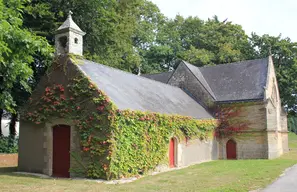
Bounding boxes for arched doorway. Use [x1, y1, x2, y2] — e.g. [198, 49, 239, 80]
[169, 138, 176, 168]
[226, 139, 237, 160]
[52, 124, 71, 177]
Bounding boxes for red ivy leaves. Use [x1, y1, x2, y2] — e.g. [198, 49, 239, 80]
[96, 105, 105, 111]
[83, 147, 90, 152]
[214, 105, 250, 138]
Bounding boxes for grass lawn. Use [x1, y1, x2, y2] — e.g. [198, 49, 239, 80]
[0, 133, 296, 192]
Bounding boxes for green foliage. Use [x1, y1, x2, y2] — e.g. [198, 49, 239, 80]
[288, 117, 297, 133]
[249, 33, 297, 114]
[109, 110, 216, 178]
[23, 59, 216, 179]
[24, 72, 114, 179]
[0, 0, 53, 113]
[0, 136, 18, 153]
[1, 134, 297, 191]
[147, 15, 252, 71]
[23, 0, 164, 73]
[10, 0, 297, 116]
[288, 132, 297, 149]
[20, 1, 297, 114]
[179, 46, 215, 67]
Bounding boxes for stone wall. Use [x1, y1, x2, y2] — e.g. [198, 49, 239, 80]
[280, 109, 289, 153]
[218, 102, 268, 159]
[267, 131, 283, 159]
[55, 31, 84, 56]
[266, 100, 283, 159]
[265, 57, 281, 102]
[19, 56, 88, 177]
[218, 102, 266, 132]
[43, 119, 82, 177]
[69, 124, 87, 178]
[20, 118, 87, 178]
[282, 132, 289, 152]
[18, 121, 45, 173]
[176, 137, 218, 167]
[219, 132, 268, 159]
[264, 56, 289, 158]
[168, 62, 215, 108]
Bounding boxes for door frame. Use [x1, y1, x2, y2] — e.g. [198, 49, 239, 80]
[226, 139, 237, 159]
[169, 137, 178, 168]
[43, 119, 75, 177]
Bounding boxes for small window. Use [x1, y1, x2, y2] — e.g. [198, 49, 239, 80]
[74, 38, 78, 44]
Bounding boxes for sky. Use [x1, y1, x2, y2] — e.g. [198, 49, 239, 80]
[151, 0, 297, 41]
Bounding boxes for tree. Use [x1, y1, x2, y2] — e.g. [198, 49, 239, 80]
[145, 15, 253, 71]
[179, 46, 215, 67]
[0, 109, 3, 136]
[20, 1, 297, 115]
[0, 0, 53, 114]
[23, 0, 164, 74]
[199, 16, 253, 64]
[145, 15, 185, 71]
[249, 33, 297, 114]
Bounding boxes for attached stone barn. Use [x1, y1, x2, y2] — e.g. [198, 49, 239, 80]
[18, 13, 288, 179]
[146, 57, 289, 160]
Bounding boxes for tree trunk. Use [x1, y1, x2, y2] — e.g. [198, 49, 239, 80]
[9, 113, 17, 138]
[0, 109, 3, 136]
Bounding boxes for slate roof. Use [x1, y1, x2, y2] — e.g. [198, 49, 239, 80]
[182, 61, 216, 99]
[76, 59, 213, 119]
[198, 58, 269, 102]
[56, 13, 85, 35]
[141, 72, 173, 84]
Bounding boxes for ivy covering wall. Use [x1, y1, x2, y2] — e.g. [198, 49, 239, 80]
[23, 57, 217, 180]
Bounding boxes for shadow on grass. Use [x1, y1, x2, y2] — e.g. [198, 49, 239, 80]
[0, 167, 45, 179]
[0, 166, 17, 173]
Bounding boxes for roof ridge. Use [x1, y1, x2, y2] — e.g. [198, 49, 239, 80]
[142, 71, 173, 76]
[199, 57, 269, 69]
[182, 61, 217, 100]
[77, 59, 183, 91]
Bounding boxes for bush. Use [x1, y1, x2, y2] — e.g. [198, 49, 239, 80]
[288, 117, 297, 134]
[0, 136, 18, 153]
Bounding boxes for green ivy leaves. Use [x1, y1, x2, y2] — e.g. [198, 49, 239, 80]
[24, 71, 216, 180]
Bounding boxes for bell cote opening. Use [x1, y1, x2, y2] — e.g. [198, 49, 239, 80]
[54, 11, 86, 56]
[59, 36, 68, 49]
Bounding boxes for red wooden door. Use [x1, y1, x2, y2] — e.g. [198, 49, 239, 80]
[226, 139, 237, 159]
[169, 138, 175, 168]
[53, 125, 70, 178]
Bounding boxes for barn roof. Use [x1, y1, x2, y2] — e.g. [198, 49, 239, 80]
[141, 71, 173, 84]
[76, 59, 213, 119]
[182, 61, 216, 99]
[198, 58, 269, 102]
[142, 58, 269, 102]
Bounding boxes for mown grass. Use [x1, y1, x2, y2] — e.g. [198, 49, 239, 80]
[0, 133, 296, 192]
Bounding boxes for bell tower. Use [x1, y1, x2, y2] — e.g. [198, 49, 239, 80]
[55, 11, 86, 56]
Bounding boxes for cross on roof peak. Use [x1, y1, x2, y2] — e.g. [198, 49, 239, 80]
[68, 10, 73, 18]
